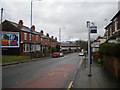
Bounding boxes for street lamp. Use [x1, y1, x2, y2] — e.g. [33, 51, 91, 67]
[30, 0, 42, 58]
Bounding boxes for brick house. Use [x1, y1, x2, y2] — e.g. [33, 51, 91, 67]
[40, 30, 59, 52]
[105, 10, 120, 43]
[104, 10, 120, 80]
[1, 20, 59, 56]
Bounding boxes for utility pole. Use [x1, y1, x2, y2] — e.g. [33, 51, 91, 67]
[0, 8, 3, 90]
[0, 8, 3, 57]
[1, 8, 3, 23]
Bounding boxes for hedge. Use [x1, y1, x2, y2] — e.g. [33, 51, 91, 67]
[99, 43, 120, 58]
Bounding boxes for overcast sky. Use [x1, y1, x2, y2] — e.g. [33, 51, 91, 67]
[0, 0, 120, 41]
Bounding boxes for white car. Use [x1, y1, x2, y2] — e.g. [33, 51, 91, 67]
[60, 52, 64, 57]
[79, 52, 84, 56]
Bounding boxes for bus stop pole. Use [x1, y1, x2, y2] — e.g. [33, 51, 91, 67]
[87, 21, 92, 76]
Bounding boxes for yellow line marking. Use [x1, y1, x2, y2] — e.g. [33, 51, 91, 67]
[67, 81, 73, 90]
[79, 59, 83, 65]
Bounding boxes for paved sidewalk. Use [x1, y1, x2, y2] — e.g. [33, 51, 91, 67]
[74, 60, 120, 88]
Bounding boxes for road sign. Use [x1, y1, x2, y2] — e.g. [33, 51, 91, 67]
[90, 25, 97, 33]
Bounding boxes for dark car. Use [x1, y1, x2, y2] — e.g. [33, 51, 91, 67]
[51, 52, 60, 58]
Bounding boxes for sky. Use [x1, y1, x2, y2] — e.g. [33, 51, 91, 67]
[0, 0, 120, 42]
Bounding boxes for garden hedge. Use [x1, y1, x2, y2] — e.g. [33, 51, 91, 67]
[99, 43, 120, 58]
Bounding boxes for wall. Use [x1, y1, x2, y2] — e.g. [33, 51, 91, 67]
[103, 56, 120, 80]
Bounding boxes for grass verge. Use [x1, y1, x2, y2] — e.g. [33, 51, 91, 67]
[2, 55, 30, 63]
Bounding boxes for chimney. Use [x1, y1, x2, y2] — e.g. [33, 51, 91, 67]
[46, 33, 49, 37]
[18, 20, 23, 28]
[31, 25, 35, 31]
[55, 37, 57, 41]
[40, 30, 44, 35]
[51, 36, 54, 39]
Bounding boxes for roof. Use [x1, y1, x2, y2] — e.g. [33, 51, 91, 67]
[3, 20, 39, 35]
[111, 10, 120, 21]
[104, 22, 112, 29]
[7, 20, 31, 33]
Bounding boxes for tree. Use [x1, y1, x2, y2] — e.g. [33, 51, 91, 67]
[56, 45, 60, 52]
[78, 40, 88, 50]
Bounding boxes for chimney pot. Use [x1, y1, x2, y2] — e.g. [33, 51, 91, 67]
[18, 20, 23, 28]
[40, 30, 44, 35]
[31, 25, 35, 31]
[46, 33, 49, 37]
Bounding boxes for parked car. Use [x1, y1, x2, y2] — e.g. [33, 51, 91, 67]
[51, 52, 60, 58]
[79, 52, 84, 56]
[60, 52, 64, 57]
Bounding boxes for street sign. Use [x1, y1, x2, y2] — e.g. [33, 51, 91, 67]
[90, 25, 97, 33]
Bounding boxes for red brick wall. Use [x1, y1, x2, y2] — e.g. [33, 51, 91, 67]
[20, 31, 24, 41]
[103, 56, 120, 80]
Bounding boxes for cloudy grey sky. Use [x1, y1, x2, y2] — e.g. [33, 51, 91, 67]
[0, 0, 120, 41]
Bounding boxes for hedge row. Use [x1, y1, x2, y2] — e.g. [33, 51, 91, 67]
[99, 43, 120, 58]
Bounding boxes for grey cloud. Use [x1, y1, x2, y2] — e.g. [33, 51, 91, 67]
[1, 1, 119, 41]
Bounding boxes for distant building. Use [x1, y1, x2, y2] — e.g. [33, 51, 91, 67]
[60, 41, 81, 52]
[91, 36, 106, 52]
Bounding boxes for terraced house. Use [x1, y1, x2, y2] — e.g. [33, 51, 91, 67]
[105, 10, 120, 43]
[1, 20, 59, 56]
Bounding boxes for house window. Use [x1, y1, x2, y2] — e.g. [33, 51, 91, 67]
[36, 35, 38, 41]
[23, 44, 30, 52]
[31, 44, 35, 52]
[29, 34, 31, 41]
[114, 18, 118, 32]
[24, 32, 27, 40]
[110, 26, 112, 37]
[36, 44, 40, 51]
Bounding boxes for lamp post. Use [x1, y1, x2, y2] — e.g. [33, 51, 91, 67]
[30, 0, 42, 58]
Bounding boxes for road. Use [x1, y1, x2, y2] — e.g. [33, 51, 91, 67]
[2, 53, 84, 88]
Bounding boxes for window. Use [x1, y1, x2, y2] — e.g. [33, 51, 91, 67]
[110, 25, 112, 37]
[23, 44, 30, 52]
[36, 35, 38, 41]
[41, 38, 43, 42]
[114, 18, 118, 32]
[24, 32, 27, 40]
[29, 34, 31, 41]
[36, 44, 40, 51]
[31, 44, 34, 52]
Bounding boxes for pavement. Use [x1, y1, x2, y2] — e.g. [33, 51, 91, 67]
[73, 59, 120, 88]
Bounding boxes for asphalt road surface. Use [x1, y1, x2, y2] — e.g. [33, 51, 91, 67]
[2, 53, 84, 88]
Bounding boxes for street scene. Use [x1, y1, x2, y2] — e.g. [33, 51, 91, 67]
[1, 0, 120, 89]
